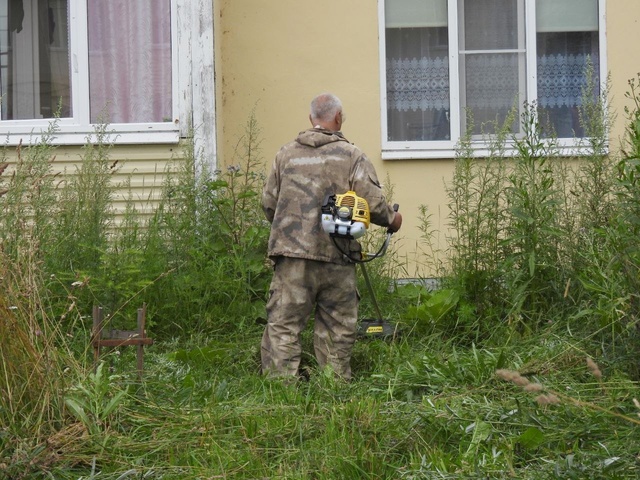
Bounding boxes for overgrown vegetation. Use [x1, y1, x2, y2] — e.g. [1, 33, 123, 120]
[2, 74, 640, 478]
[413, 68, 640, 358]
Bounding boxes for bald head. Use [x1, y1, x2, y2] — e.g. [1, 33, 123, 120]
[309, 93, 344, 131]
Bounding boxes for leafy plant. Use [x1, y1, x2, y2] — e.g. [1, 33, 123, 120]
[502, 103, 565, 327]
[147, 110, 271, 333]
[64, 363, 128, 438]
[441, 110, 514, 338]
[0, 119, 60, 267]
[436, 68, 616, 339]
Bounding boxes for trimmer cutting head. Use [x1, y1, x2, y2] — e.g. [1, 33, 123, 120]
[357, 318, 402, 340]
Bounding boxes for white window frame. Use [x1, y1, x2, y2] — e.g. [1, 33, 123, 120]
[378, 0, 607, 160]
[0, 0, 216, 169]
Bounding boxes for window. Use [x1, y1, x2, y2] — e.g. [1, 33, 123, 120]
[1, 0, 71, 120]
[380, 0, 606, 158]
[0, 0, 216, 153]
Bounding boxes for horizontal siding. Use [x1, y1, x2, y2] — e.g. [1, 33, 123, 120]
[0, 142, 190, 219]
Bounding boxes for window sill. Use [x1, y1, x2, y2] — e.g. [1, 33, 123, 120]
[382, 147, 458, 160]
[382, 138, 609, 160]
[0, 122, 181, 146]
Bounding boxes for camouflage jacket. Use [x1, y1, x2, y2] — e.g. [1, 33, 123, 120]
[262, 128, 396, 265]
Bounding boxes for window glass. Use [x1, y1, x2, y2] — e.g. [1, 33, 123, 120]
[460, 0, 524, 135]
[463, 0, 518, 50]
[464, 52, 522, 135]
[536, 0, 599, 138]
[0, 0, 71, 120]
[88, 0, 172, 124]
[385, 0, 450, 141]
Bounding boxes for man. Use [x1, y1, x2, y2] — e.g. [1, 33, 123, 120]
[261, 92, 402, 381]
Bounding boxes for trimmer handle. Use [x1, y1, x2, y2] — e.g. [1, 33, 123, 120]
[362, 204, 399, 261]
[386, 203, 400, 235]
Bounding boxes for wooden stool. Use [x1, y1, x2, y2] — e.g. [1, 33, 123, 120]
[92, 304, 154, 378]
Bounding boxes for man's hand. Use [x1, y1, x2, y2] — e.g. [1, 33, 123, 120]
[388, 212, 403, 233]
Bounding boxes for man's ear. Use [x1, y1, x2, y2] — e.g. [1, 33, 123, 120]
[309, 114, 314, 126]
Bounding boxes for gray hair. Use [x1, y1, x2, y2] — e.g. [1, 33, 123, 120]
[310, 93, 342, 123]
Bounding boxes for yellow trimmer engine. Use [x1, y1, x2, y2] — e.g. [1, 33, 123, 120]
[321, 191, 370, 239]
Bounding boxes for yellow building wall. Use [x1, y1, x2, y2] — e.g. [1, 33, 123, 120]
[215, 0, 640, 278]
[606, 0, 640, 147]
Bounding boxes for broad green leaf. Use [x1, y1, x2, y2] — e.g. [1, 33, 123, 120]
[465, 420, 492, 458]
[424, 288, 460, 321]
[518, 426, 545, 450]
[102, 389, 127, 419]
[208, 180, 228, 190]
[603, 456, 622, 471]
[237, 190, 257, 199]
[64, 397, 91, 429]
[528, 252, 536, 277]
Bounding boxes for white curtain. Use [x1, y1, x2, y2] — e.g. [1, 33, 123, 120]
[465, 54, 520, 110]
[87, 0, 172, 124]
[386, 52, 595, 112]
[537, 53, 599, 108]
[387, 57, 450, 111]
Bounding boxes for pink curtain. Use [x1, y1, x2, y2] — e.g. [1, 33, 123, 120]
[87, 0, 172, 124]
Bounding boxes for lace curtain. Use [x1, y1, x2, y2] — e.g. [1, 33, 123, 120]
[537, 53, 599, 108]
[387, 57, 450, 111]
[465, 54, 519, 110]
[387, 52, 597, 112]
[87, 0, 172, 124]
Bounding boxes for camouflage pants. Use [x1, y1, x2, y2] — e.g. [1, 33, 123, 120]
[261, 256, 358, 380]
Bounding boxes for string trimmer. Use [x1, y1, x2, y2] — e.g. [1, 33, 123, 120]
[321, 191, 401, 340]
